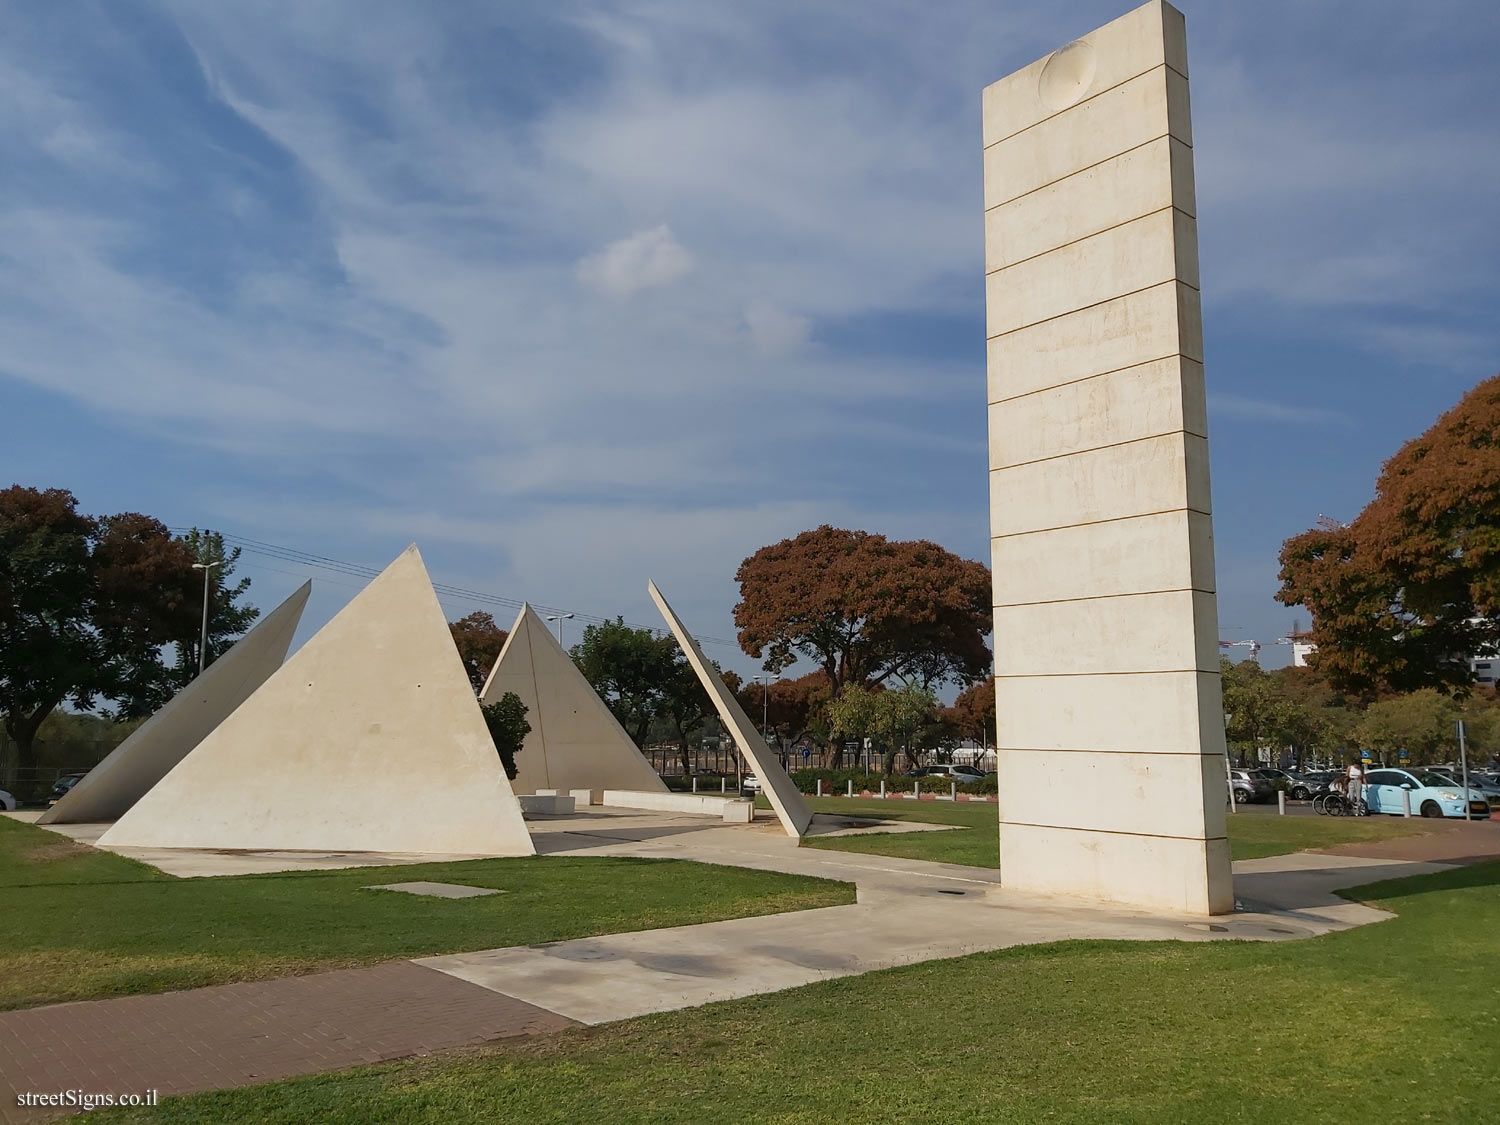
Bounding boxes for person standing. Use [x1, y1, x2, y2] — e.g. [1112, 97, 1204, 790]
[1347, 760, 1366, 815]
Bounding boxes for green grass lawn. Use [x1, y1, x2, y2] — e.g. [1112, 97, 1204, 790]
[782, 797, 1436, 867]
[0, 817, 852, 1012]
[94, 860, 1500, 1124]
[1225, 811, 1430, 859]
[799, 797, 1000, 867]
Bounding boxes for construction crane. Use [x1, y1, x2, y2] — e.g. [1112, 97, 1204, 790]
[1219, 639, 1261, 661]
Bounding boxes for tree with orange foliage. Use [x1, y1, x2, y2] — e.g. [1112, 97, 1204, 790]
[1278, 374, 1500, 696]
[943, 675, 995, 746]
[448, 611, 509, 693]
[734, 526, 991, 765]
[733, 671, 833, 754]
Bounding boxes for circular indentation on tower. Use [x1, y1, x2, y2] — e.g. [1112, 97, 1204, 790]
[1038, 39, 1096, 112]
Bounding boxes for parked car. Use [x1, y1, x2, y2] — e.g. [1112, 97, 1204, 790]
[47, 772, 87, 806]
[909, 764, 987, 782]
[1362, 768, 1491, 819]
[1230, 769, 1276, 804]
[1424, 768, 1500, 803]
[1252, 768, 1325, 800]
[0, 789, 16, 812]
[1248, 768, 1320, 804]
[740, 774, 762, 795]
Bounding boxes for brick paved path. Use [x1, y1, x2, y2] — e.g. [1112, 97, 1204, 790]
[0, 961, 575, 1122]
[1317, 819, 1500, 865]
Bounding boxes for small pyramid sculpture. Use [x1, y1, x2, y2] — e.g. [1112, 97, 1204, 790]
[99, 546, 534, 856]
[480, 605, 667, 798]
[648, 580, 812, 837]
[40, 582, 312, 826]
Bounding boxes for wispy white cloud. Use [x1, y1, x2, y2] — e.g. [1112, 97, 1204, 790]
[1208, 394, 1353, 427]
[743, 300, 811, 356]
[577, 224, 696, 296]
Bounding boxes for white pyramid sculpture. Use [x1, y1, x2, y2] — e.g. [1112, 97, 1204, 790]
[481, 605, 668, 798]
[40, 582, 313, 826]
[648, 581, 812, 837]
[98, 546, 534, 856]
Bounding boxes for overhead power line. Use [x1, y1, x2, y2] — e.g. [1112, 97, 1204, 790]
[168, 527, 740, 648]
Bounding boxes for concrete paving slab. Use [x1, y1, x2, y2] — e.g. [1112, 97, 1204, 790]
[364, 882, 505, 899]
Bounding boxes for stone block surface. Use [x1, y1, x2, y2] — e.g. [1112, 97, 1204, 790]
[988, 281, 1202, 402]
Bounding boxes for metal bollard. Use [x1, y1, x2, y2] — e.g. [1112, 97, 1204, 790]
[880, 780, 886, 798]
[720, 777, 726, 793]
[692, 776, 698, 793]
[1278, 790, 1285, 816]
[816, 778, 823, 798]
[847, 779, 853, 798]
[912, 782, 919, 798]
[950, 781, 958, 800]
[1402, 788, 1412, 817]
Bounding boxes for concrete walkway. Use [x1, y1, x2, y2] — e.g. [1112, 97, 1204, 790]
[415, 809, 1454, 1024]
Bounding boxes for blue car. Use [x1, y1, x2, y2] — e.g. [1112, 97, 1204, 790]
[1425, 768, 1500, 805]
[1362, 768, 1490, 819]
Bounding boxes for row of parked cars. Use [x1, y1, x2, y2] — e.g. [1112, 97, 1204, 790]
[1231, 765, 1498, 819]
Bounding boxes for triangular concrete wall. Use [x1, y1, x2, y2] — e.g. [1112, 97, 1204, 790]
[648, 581, 812, 837]
[39, 583, 313, 826]
[480, 605, 667, 797]
[98, 547, 534, 856]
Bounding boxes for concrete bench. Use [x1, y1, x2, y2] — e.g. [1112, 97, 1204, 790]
[600, 790, 754, 824]
[535, 788, 596, 808]
[518, 793, 575, 816]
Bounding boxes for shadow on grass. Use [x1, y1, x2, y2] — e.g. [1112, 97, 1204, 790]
[1340, 857, 1500, 904]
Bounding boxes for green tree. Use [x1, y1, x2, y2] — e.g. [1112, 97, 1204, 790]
[1278, 374, 1500, 696]
[658, 655, 715, 779]
[734, 526, 991, 765]
[481, 692, 531, 780]
[449, 611, 509, 693]
[571, 617, 668, 747]
[825, 683, 937, 773]
[169, 528, 258, 690]
[1220, 659, 1292, 765]
[0, 486, 198, 787]
[1356, 690, 1461, 766]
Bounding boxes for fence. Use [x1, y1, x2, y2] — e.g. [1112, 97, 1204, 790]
[641, 742, 988, 780]
[0, 737, 126, 805]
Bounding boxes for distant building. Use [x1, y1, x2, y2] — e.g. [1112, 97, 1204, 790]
[1289, 626, 1498, 684]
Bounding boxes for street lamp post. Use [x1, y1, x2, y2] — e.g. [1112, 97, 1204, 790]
[545, 613, 575, 647]
[191, 561, 222, 677]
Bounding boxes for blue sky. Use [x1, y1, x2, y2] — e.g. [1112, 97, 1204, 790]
[2, 0, 1497, 679]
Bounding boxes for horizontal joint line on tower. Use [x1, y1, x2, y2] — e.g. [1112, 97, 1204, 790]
[985, 203, 1188, 278]
[992, 586, 1213, 609]
[983, 61, 1187, 150]
[988, 353, 1202, 407]
[992, 748, 1225, 757]
[1001, 822, 1227, 843]
[989, 506, 1212, 541]
[989, 427, 1210, 473]
[991, 668, 1216, 679]
[985, 277, 1200, 341]
[983, 130, 1185, 212]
